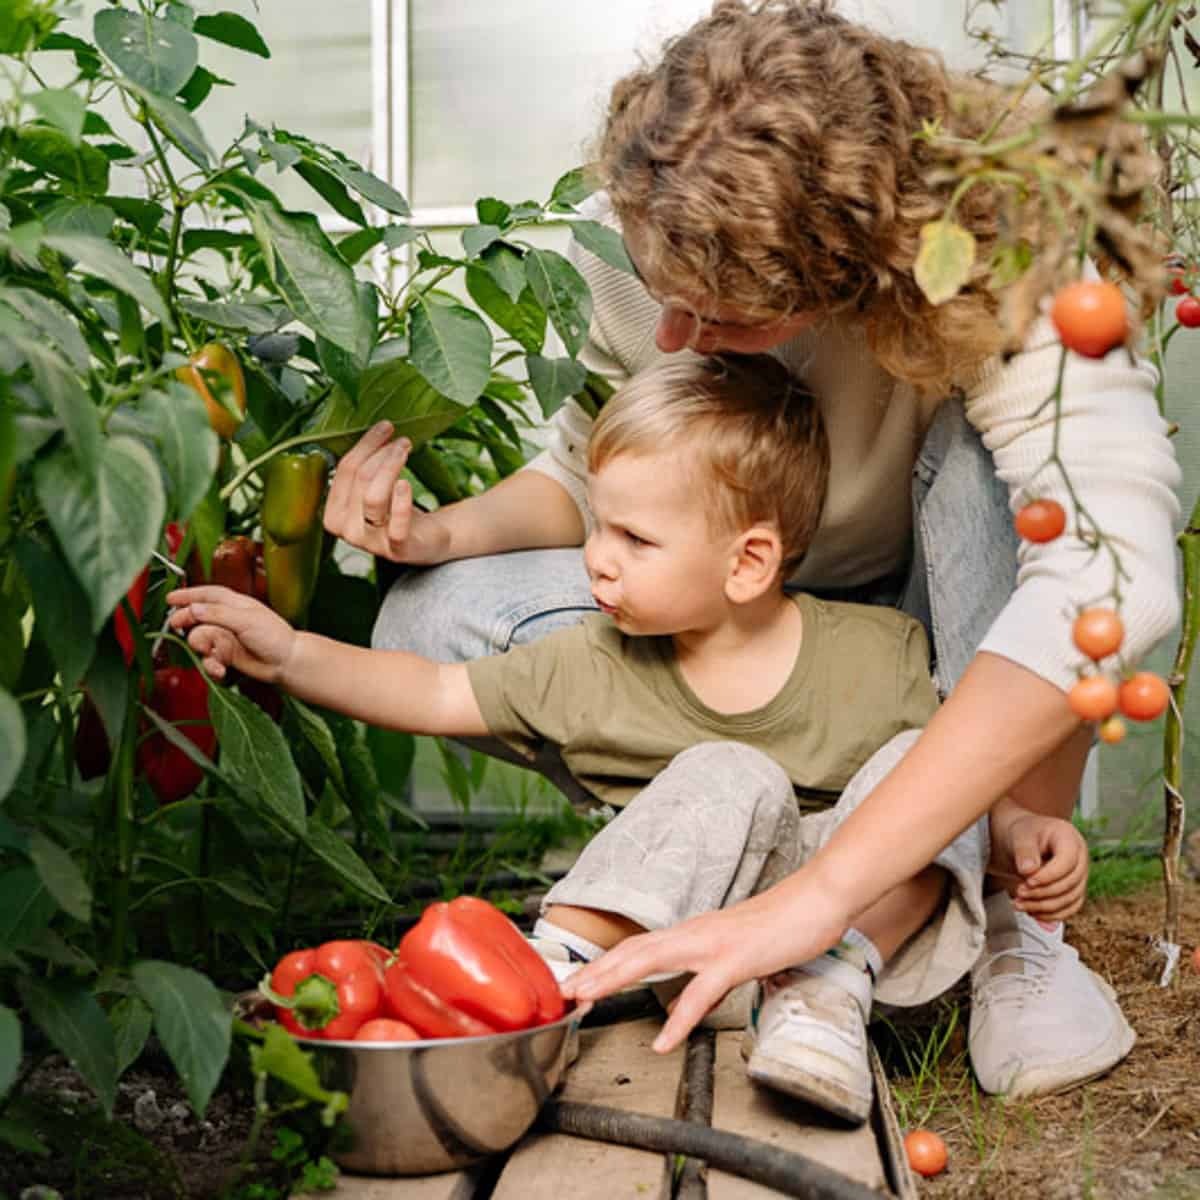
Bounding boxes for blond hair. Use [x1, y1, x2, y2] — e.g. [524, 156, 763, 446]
[588, 355, 828, 573]
[597, 0, 1022, 394]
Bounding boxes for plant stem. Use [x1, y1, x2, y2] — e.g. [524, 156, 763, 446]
[108, 681, 140, 969]
[219, 423, 372, 502]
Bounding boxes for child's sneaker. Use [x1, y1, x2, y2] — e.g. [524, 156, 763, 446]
[742, 955, 873, 1124]
[969, 891, 1135, 1097]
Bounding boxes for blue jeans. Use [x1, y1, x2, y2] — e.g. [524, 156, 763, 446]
[372, 402, 1018, 792]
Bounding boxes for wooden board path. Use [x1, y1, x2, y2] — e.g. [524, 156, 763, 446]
[332, 1015, 916, 1199]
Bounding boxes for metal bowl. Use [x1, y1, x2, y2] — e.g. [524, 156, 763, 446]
[303, 1007, 580, 1176]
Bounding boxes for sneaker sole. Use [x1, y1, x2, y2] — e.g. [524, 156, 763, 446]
[744, 1045, 872, 1125]
[991, 970, 1137, 1100]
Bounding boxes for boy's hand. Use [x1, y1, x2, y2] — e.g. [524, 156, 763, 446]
[167, 585, 296, 684]
[992, 807, 1089, 925]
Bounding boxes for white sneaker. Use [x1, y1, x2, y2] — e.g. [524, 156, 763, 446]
[742, 956, 874, 1124]
[969, 892, 1135, 1098]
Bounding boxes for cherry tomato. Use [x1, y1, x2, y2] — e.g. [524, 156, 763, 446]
[1177, 295, 1200, 328]
[1072, 608, 1124, 661]
[1014, 498, 1066, 544]
[904, 1129, 947, 1178]
[1068, 675, 1119, 722]
[1097, 716, 1126, 745]
[1117, 671, 1170, 722]
[1168, 267, 1191, 296]
[1051, 280, 1128, 358]
[354, 1018, 421, 1042]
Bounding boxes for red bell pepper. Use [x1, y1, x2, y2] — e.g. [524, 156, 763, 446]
[384, 896, 564, 1039]
[267, 940, 387, 1040]
[136, 666, 216, 804]
[113, 566, 149, 667]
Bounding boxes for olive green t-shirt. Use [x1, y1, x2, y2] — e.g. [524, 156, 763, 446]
[466, 593, 938, 811]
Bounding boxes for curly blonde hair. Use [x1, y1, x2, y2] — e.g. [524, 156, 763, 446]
[589, 355, 828, 573]
[597, 0, 1022, 394]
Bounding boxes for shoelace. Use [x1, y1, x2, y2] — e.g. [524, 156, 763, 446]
[768, 981, 866, 1052]
[973, 941, 1058, 1009]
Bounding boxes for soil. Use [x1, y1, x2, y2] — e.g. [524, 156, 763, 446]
[1, 876, 1198, 1200]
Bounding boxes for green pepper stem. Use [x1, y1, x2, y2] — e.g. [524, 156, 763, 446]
[261, 972, 342, 1032]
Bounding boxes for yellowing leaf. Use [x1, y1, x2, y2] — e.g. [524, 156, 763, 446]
[914, 220, 977, 306]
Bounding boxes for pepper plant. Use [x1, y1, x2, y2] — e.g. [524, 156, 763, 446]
[0, 0, 627, 1155]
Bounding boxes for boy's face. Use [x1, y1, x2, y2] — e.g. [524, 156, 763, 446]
[584, 451, 738, 636]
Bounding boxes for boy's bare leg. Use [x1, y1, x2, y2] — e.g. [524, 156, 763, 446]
[542, 904, 645, 950]
[852, 865, 947, 962]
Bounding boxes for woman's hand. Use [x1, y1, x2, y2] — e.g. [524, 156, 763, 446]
[561, 878, 849, 1053]
[323, 422, 451, 564]
[168, 585, 297, 684]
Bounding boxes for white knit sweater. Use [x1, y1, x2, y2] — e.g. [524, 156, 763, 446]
[524, 200, 1182, 693]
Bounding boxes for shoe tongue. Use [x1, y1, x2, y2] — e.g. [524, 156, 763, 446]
[984, 892, 1026, 977]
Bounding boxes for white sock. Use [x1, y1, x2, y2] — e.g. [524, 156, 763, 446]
[532, 918, 605, 963]
[826, 927, 884, 981]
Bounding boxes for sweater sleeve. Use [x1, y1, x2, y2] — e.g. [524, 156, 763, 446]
[963, 313, 1181, 692]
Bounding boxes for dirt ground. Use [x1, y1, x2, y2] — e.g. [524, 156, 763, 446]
[2, 876, 1198, 1199]
[882, 876, 1200, 1200]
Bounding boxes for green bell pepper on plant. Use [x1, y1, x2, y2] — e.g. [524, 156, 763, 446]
[261, 448, 330, 546]
[263, 522, 323, 628]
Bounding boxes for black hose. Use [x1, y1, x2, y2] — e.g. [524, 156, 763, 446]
[537, 1100, 885, 1200]
[676, 1030, 715, 1200]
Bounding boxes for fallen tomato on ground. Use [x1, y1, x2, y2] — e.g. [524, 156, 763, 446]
[904, 1129, 947, 1177]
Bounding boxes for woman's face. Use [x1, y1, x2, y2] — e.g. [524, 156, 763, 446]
[623, 226, 818, 356]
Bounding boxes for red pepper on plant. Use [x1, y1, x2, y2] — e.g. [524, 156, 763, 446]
[136, 666, 216, 804]
[384, 896, 564, 1039]
[113, 565, 150, 667]
[266, 940, 387, 1040]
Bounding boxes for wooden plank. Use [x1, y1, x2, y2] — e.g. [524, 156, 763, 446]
[491, 1017, 684, 1200]
[706, 1031, 890, 1198]
[869, 1043, 918, 1200]
[331, 1168, 478, 1200]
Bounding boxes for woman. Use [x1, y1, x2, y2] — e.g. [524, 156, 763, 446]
[327, 1, 1180, 1096]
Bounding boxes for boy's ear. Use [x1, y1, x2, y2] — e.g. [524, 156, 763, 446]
[725, 524, 783, 605]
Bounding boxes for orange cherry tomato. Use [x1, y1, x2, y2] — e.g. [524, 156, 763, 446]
[1071, 608, 1124, 661]
[176, 342, 247, 439]
[1014, 499, 1066, 544]
[354, 1017, 421, 1042]
[1068, 675, 1119, 722]
[904, 1129, 947, 1178]
[1051, 280, 1128, 358]
[1098, 716, 1126, 745]
[1177, 295, 1200, 328]
[1117, 671, 1170, 722]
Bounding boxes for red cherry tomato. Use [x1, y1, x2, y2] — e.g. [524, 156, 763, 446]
[1014, 499, 1067, 544]
[1177, 295, 1200, 328]
[1068, 675, 1119, 722]
[354, 1018, 421, 1042]
[1098, 716, 1127, 745]
[1117, 672, 1170, 722]
[1072, 608, 1124, 661]
[1051, 280, 1128, 358]
[1168, 267, 1191, 296]
[904, 1129, 947, 1178]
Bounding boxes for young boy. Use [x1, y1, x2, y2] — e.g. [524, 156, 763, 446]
[169, 355, 1087, 1124]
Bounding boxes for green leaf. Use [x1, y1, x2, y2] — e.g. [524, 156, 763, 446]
[325, 160, 410, 217]
[526, 354, 589, 420]
[0, 695, 25, 805]
[548, 166, 595, 212]
[43, 233, 172, 325]
[245, 201, 372, 362]
[42, 197, 116, 239]
[0, 1005, 20, 1098]
[12, 538, 93, 690]
[17, 335, 101, 469]
[28, 89, 87, 145]
[476, 197, 512, 227]
[0, 287, 91, 371]
[525, 248, 592, 357]
[0, 867, 54, 948]
[129, 84, 215, 169]
[293, 160, 367, 227]
[207, 683, 306, 838]
[0, 1114, 50, 1156]
[354, 358, 466, 445]
[110, 995, 153, 1077]
[302, 820, 390, 903]
[132, 961, 231, 1117]
[461, 224, 502, 258]
[0, 594, 23, 691]
[108, 196, 167, 238]
[177, 65, 233, 112]
[481, 242, 526, 302]
[336, 226, 385, 266]
[250, 1023, 347, 1115]
[570, 219, 636, 276]
[144, 383, 220, 523]
[14, 125, 109, 194]
[466, 268, 545, 354]
[192, 12, 270, 57]
[34, 437, 166, 636]
[18, 977, 118, 1117]
[408, 297, 492, 406]
[913, 220, 976, 307]
[179, 296, 291, 334]
[94, 8, 198, 98]
[28, 831, 92, 923]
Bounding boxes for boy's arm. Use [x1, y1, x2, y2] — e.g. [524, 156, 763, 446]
[168, 585, 489, 738]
